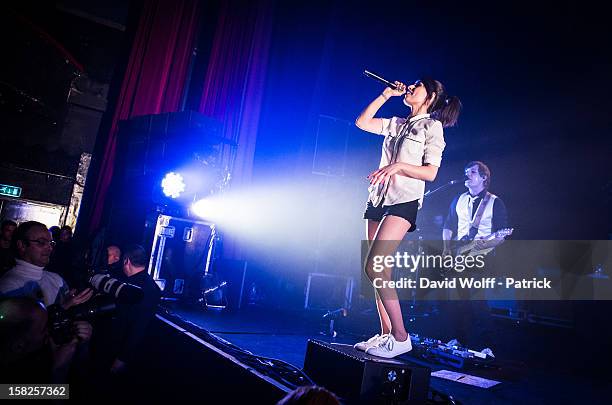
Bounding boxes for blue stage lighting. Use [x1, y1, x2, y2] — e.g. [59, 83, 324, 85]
[191, 198, 212, 219]
[161, 172, 186, 198]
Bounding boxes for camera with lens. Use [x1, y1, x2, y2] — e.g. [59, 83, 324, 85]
[47, 297, 116, 345]
[89, 274, 144, 304]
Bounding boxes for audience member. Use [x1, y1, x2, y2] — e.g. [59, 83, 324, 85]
[59, 226, 73, 243]
[0, 219, 17, 275]
[49, 226, 61, 243]
[106, 245, 123, 278]
[48, 225, 78, 287]
[0, 296, 92, 383]
[0, 221, 92, 308]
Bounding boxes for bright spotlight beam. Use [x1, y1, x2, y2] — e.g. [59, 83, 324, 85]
[161, 172, 186, 198]
[191, 198, 226, 221]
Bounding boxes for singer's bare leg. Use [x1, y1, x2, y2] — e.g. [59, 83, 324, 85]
[367, 219, 391, 335]
[364, 215, 411, 342]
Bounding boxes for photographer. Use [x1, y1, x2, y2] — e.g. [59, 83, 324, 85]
[93, 244, 160, 375]
[0, 296, 92, 383]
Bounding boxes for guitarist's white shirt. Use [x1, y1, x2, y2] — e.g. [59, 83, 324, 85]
[456, 191, 498, 240]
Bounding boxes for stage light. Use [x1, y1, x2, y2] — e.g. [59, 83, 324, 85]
[161, 172, 186, 198]
[191, 197, 225, 221]
[190, 182, 321, 238]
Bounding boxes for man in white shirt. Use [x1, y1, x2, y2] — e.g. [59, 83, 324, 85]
[0, 221, 91, 308]
[441, 161, 509, 346]
[443, 161, 508, 245]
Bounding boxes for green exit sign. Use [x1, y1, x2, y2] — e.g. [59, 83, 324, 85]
[0, 184, 22, 198]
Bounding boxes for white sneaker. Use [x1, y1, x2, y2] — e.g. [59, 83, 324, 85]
[365, 334, 413, 358]
[353, 333, 387, 351]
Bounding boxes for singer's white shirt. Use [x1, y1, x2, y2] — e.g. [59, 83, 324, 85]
[368, 113, 445, 208]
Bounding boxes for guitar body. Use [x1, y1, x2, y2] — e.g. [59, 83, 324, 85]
[440, 228, 514, 275]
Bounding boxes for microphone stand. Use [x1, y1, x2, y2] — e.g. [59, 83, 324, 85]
[424, 179, 462, 199]
[408, 179, 461, 321]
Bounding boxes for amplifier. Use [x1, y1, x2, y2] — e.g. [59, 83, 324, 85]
[303, 339, 430, 404]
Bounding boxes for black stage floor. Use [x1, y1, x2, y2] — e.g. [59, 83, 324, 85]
[161, 302, 609, 404]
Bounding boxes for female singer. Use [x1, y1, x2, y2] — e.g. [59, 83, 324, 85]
[354, 78, 461, 358]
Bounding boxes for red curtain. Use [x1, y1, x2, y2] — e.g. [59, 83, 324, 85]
[198, 0, 273, 190]
[197, 0, 273, 259]
[86, 0, 200, 233]
[84, 0, 274, 256]
[199, 0, 273, 259]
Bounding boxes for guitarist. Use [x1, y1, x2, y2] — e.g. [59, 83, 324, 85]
[442, 161, 508, 256]
[441, 161, 509, 347]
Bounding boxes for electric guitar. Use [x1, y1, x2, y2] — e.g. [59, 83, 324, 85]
[455, 228, 514, 257]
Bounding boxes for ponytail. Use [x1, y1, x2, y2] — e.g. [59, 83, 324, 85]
[420, 77, 462, 128]
[431, 95, 462, 128]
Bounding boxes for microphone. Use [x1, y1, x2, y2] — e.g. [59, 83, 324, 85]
[449, 179, 464, 185]
[363, 70, 412, 93]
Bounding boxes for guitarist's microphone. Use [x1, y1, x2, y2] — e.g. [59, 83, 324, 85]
[424, 179, 463, 198]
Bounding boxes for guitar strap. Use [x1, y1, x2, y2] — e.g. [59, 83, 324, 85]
[468, 192, 492, 239]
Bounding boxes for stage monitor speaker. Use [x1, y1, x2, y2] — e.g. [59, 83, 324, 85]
[303, 339, 430, 404]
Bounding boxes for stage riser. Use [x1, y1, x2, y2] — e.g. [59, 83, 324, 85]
[127, 316, 288, 402]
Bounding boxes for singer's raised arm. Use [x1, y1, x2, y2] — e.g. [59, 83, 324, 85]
[355, 82, 406, 134]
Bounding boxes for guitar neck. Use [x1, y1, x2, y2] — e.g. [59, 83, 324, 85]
[483, 228, 512, 241]
[483, 233, 498, 241]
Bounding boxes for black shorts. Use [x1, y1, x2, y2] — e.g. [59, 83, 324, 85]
[363, 199, 419, 232]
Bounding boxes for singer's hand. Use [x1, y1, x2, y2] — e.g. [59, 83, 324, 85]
[368, 163, 403, 186]
[382, 81, 407, 98]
